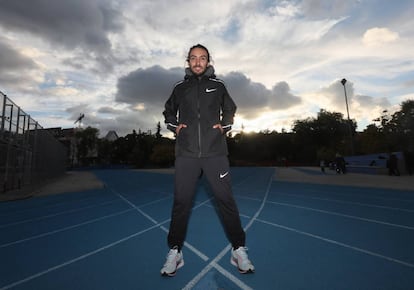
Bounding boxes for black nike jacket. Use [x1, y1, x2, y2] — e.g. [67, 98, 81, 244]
[163, 66, 237, 158]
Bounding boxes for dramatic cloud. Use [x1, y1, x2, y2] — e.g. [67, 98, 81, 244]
[0, 39, 39, 87]
[0, 41, 36, 70]
[223, 72, 269, 113]
[223, 74, 302, 117]
[1, 0, 413, 136]
[0, 0, 123, 72]
[319, 80, 355, 110]
[269, 82, 302, 109]
[115, 67, 302, 123]
[116, 66, 182, 106]
[0, 0, 122, 52]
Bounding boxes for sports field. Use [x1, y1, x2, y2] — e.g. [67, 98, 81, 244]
[1, 167, 413, 289]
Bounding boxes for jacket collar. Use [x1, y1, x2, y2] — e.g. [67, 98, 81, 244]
[185, 65, 215, 80]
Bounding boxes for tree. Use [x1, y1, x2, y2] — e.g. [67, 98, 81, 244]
[359, 124, 387, 153]
[358, 100, 414, 155]
[150, 143, 175, 167]
[291, 109, 352, 163]
[388, 100, 414, 151]
[75, 126, 99, 166]
[155, 121, 162, 139]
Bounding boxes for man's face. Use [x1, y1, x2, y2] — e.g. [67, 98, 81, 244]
[188, 47, 209, 76]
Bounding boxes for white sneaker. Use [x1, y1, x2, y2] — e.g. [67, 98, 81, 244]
[231, 247, 255, 274]
[160, 247, 184, 276]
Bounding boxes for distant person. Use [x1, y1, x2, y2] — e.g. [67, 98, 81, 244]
[161, 44, 254, 277]
[404, 151, 414, 175]
[388, 153, 400, 176]
[320, 160, 326, 173]
[335, 153, 346, 174]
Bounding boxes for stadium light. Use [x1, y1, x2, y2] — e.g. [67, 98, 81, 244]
[341, 78, 354, 155]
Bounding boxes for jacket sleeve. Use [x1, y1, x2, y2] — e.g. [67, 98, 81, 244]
[163, 90, 179, 134]
[220, 86, 237, 133]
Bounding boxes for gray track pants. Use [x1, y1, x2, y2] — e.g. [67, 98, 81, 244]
[167, 156, 246, 250]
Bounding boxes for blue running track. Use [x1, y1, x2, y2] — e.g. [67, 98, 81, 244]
[0, 167, 413, 289]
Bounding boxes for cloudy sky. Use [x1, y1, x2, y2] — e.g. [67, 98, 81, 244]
[1, 0, 413, 137]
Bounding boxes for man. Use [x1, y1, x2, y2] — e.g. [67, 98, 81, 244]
[161, 44, 254, 276]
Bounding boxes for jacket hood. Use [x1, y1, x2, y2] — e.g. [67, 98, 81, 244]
[185, 65, 215, 79]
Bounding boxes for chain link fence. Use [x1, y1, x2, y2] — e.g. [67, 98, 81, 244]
[1, 91, 67, 194]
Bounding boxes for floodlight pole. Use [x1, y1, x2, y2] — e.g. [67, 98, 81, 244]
[341, 78, 354, 155]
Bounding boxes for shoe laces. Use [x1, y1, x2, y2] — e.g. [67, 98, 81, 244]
[165, 248, 179, 264]
[235, 247, 249, 260]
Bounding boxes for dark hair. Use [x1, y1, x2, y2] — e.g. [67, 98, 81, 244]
[186, 44, 210, 62]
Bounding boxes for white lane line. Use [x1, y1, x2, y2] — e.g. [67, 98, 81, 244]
[182, 244, 253, 290]
[277, 192, 414, 212]
[267, 200, 414, 230]
[110, 186, 211, 262]
[1, 194, 174, 248]
[236, 194, 414, 230]
[0, 199, 120, 229]
[182, 168, 276, 290]
[0, 209, 134, 248]
[0, 186, 181, 289]
[203, 203, 252, 220]
[297, 187, 414, 203]
[0, 193, 112, 218]
[0, 223, 162, 290]
[256, 218, 414, 268]
[138, 196, 172, 208]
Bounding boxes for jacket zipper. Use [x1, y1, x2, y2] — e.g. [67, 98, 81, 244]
[197, 80, 202, 157]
